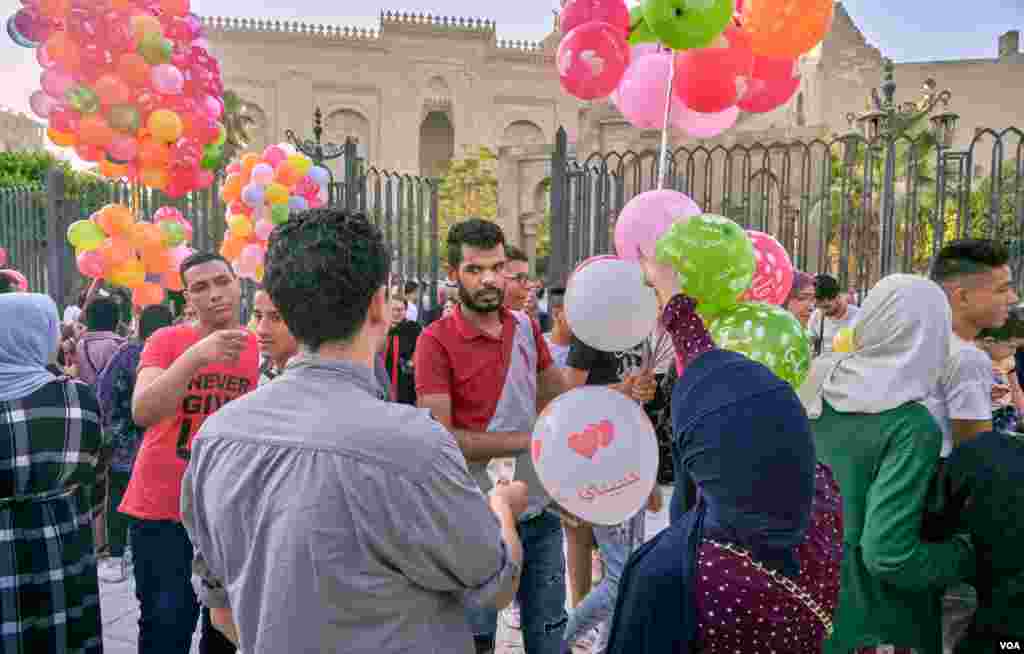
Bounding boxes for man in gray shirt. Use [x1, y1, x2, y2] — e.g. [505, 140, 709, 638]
[182, 208, 526, 653]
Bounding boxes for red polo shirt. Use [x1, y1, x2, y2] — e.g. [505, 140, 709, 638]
[415, 305, 553, 431]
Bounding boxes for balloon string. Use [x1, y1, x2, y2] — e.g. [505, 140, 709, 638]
[657, 48, 674, 191]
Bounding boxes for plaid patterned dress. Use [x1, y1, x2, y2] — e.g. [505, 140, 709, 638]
[0, 378, 106, 654]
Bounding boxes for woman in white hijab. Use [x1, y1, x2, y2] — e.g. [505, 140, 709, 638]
[798, 274, 976, 654]
[0, 293, 106, 653]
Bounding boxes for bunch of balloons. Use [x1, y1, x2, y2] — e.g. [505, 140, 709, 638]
[67, 203, 195, 306]
[218, 144, 330, 280]
[10, 0, 226, 196]
[557, 0, 833, 138]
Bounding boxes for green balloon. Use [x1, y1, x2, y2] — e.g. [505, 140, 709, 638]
[138, 32, 172, 65]
[628, 6, 659, 45]
[200, 144, 223, 171]
[65, 85, 100, 115]
[270, 204, 289, 226]
[213, 125, 226, 147]
[641, 0, 734, 51]
[708, 301, 812, 388]
[160, 221, 186, 247]
[107, 104, 140, 133]
[67, 219, 106, 251]
[655, 213, 755, 317]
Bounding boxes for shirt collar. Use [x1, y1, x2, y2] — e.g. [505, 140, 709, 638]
[453, 304, 513, 342]
[284, 353, 382, 398]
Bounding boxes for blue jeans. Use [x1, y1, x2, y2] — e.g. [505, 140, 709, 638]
[467, 511, 567, 654]
[563, 514, 644, 653]
[130, 518, 235, 654]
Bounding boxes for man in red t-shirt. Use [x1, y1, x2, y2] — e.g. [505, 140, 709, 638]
[416, 219, 573, 654]
[122, 252, 258, 654]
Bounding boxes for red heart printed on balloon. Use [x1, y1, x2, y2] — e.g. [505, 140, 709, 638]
[568, 429, 599, 460]
[532, 439, 542, 463]
[595, 420, 616, 447]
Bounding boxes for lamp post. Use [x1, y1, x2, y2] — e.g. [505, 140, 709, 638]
[284, 107, 366, 209]
[845, 59, 959, 276]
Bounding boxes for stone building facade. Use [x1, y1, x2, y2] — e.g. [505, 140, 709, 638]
[0, 108, 44, 153]
[203, 5, 1023, 262]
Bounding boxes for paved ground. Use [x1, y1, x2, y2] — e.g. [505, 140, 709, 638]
[100, 484, 672, 653]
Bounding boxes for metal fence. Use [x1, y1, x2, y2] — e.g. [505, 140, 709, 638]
[546, 126, 1024, 297]
[0, 138, 440, 313]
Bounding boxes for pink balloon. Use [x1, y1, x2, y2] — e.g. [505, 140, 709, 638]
[617, 53, 675, 130]
[76, 250, 105, 278]
[237, 244, 264, 275]
[0, 269, 28, 291]
[557, 22, 630, 101]
[170, 245, 193, 268]
[40, 68, 73, 98]
[738, 56, 800, 113]
[673, 105, 740, 139]
[614, 189, 701, 260]
[254, 219, 274, 241]
[673, 25, 754, 114]
[196, 169, 215, 188]
[29, 90, 60, 119]
[201, 94, 223, 120]
[107, 135, 138, 162]
[152, 64, 185, 95]
[559, 0, 630, 36]
[0, 246, 6, 267]
[740, 230, 794, 306]
[262, 145, 286, 168]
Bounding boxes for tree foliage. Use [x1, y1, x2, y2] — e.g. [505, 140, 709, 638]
[435, 146, 499, 263]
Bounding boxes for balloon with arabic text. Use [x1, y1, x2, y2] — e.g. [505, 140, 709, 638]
[9, 0, 226, 195]
[532, 385, 658, 525]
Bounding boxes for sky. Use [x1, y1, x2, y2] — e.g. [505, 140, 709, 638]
[0, 0, 1020, 125]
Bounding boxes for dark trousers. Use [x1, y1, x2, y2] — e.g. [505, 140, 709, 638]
[108, 470, 131, 557]
[130, 518, 236, 654]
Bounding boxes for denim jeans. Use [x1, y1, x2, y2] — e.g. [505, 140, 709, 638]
[467, 510, 567, 654]
[563, 513, 644, 653]
[130, 518, 235, 654]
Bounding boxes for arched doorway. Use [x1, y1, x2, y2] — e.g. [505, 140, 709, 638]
[419, 111, 454, 178]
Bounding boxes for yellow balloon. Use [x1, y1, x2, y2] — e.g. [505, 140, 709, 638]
[265, 182, 289, 205]
[832, 327, 855, 353]
[227, 214, 253, 239]
[109, 259, 146, 288]
[147, 109, 183, 143]
[254, 264, 264, 282]
[287, 154, 312, 177]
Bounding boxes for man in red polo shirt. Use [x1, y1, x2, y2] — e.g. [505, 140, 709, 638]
[416, 219, 573, 654]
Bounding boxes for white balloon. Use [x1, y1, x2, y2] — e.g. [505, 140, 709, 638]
[532, 386, 658, 526]
[565, 256, 658, 352]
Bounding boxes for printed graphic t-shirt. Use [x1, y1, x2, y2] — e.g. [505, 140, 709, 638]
[120, 324, 259, 521]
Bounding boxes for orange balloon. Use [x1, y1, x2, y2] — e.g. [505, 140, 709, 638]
[131, 15, 163, 43]
[94, 74, 133, 106]
[274, 162, 302, 186]
[141, 246, 172, 275]
[47, 128, 77, 147]
[162, 270, 184, 292]
[96, 204, 134, 236]
[99, 237, 134, 268]
[133, 282, 165, 307]
[138, 137, 170, 167]
[128, 221, 164, 251]
[38, 0, 69, 19]
[99, 159, 129, 178]
[221, 173, 243, 204]
[79, 114, 115, 147]
[116, 53, 151, 88]
[159, 0, 190, 17]
[741, 0, 834, 59]
[140, 167, 169, 190]
[42, 32, 80, 71]
[219, 235, 245, 261]
[109, 0, 132, 8]
[241, 154, 261, 175]
[109, 259, 146, 288]
[147, 110, 183, 143]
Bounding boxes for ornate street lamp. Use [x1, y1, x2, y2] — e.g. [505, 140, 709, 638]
[844, 59, 959, 277]
[284, 107, 367, 208]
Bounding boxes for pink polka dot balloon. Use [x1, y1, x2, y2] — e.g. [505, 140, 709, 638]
[557, 22, 630, 101]
[740, 230, 794, 306]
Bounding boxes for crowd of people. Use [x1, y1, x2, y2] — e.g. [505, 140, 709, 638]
[0, 212, 1022, 654]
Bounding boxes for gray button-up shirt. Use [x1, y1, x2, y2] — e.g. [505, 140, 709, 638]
[181, 355, 519, 654]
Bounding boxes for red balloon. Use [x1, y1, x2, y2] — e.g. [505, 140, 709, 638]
[557, 22, 630, 101]
[49, 106, 81, 133]
[559, 0, 630, 36]
[740, 230, 794, 306]
[673, 25, 754, 114]
[74, 143, 105, 162]
[738, 56, 800, 113]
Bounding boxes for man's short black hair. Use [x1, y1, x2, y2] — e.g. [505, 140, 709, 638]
[404, 280, 419, 295]
[814, 274, 841, 301]
[930, 239, 1011, 284]
[138, 304, 173, 341]
[84, 297, 120, 332]
[447, 218, 505, 269]
[180, 252, 233, 285]
[547, 287, 566, 312]
[505, 244, 528, 264]
[264, 208, 390, 350]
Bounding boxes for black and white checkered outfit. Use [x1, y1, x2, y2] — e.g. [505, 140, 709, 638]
[0, 378, 107, 654]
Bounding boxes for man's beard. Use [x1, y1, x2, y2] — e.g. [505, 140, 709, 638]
[458, 282, 503, 313]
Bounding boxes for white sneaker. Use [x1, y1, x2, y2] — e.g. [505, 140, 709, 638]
[503, 603, 521, 630]
[98, 556, 127, 584]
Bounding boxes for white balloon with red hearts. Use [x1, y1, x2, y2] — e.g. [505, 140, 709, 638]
[532, 385, 658, 525]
